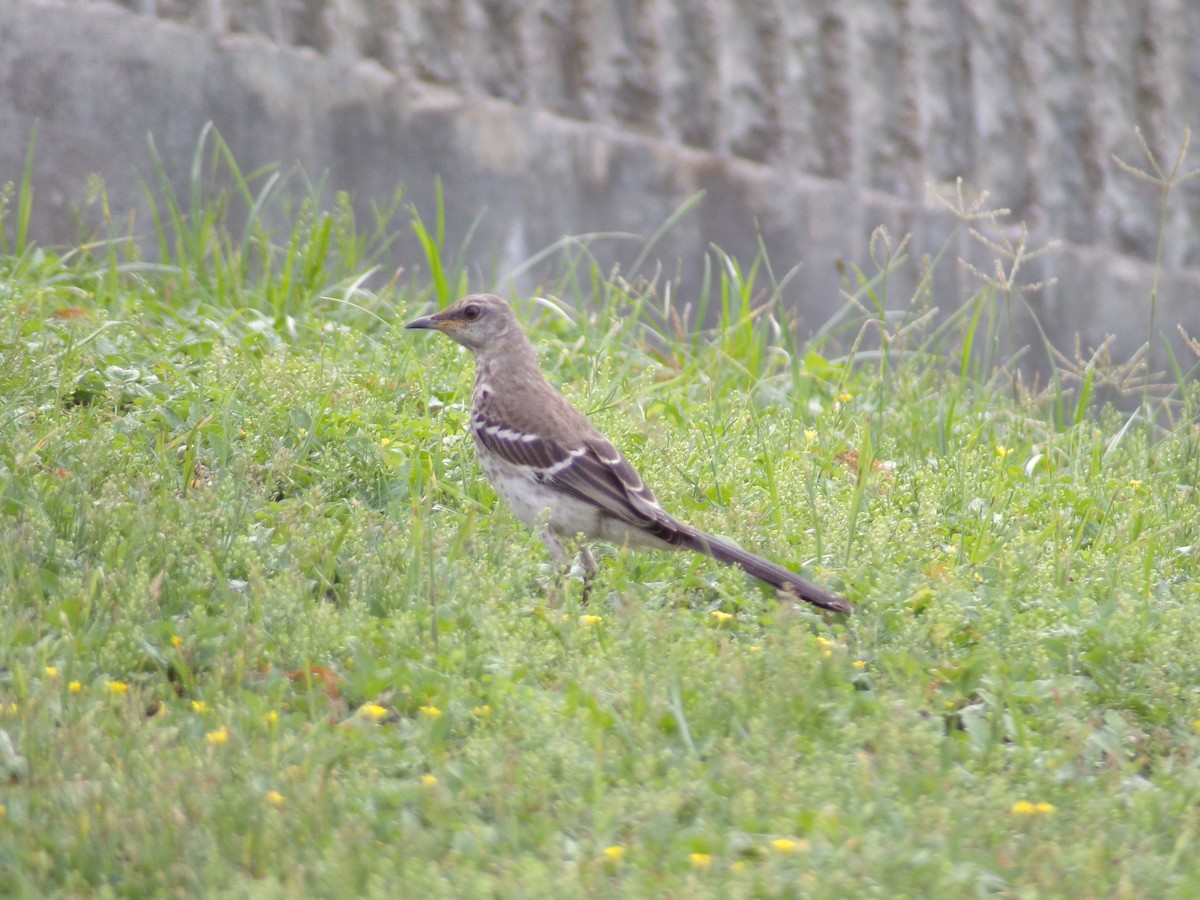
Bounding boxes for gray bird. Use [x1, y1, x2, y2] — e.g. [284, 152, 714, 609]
[406, 293, 851, 613]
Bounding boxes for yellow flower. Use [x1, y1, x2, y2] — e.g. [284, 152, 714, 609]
[580, 615, 604, 626]
[420, 774, 439, 787]
[815, 636, 836, 649]
[838, 392, 853, 403]
[107, 680, 128, 695]
[68, 681, 82, 694]
[804, 429, 818, 443]
[747, 645, 761, 653]
[1010, 801, 1034, 816]
[853, 660, 867, 669]
[472, 705, 491, 717]
[44, 666, 59, 680]
[265, 790, 285, 807]
[1034, 802, 1056, 815]
[689, 853, 713, 869]
[263, 710, 279, 725]
[380, 437, 392, 447]
[1128, 479, 1143, 488]
[995, 445, 1013, 459]
[0, 804, 5, 821]
[360, 703, 389, 721]
[419, 705, 443, 719]
[191, 701, 209, 714]
[604, 845, 626, 863]
[170, 635, 183, 648]
[709, 610, 733, 624]
[206, 726, 229, 746]
[770, 837, 810, 853]
[3, 703, 16, 715]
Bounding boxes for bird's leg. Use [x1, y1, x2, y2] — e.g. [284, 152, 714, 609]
[540, 529, 570, 607]
[540, 530, 598, 604]
[539, 529, 571, 567]
[577, 545, 597, 605]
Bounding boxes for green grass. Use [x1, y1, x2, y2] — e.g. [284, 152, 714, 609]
[2, 132, 1200, 897]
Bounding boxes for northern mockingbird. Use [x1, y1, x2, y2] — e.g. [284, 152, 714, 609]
[406, 293, 851, 613]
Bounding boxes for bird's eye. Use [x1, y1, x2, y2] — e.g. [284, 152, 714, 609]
[463, 304, 481, 321]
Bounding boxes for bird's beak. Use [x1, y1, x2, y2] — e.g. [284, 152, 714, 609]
[404, 314, 441, 331]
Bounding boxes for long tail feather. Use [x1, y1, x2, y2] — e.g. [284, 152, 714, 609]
[679, 528, 852, 613]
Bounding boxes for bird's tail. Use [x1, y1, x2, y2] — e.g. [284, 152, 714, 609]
[679, 528, 852, 613]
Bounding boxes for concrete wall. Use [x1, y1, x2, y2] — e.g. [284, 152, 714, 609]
[2, 0, 1198, 372]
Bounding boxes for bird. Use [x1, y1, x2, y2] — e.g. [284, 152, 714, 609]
[405, 293, 851, 613]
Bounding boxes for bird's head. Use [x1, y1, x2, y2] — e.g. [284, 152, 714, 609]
[405, 293, 518, 352]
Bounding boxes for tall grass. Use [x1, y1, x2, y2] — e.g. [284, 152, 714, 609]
[0, 122, 37, 258]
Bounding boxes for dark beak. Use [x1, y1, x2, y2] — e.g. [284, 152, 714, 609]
[404, 314, 439, 330]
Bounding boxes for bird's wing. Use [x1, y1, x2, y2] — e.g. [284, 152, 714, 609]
[472, 417, 572, 470]
[472, 420, 676, 532]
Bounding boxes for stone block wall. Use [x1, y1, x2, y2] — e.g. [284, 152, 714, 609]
[2, 0, 1198, 372]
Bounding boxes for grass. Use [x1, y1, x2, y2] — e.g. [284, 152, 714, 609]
[1, 129, 1200, 896]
